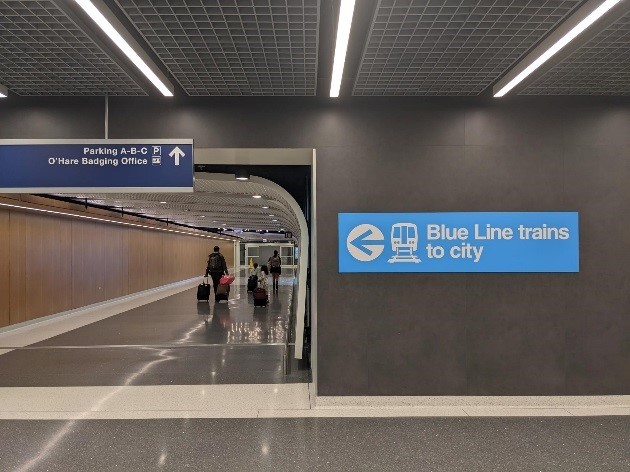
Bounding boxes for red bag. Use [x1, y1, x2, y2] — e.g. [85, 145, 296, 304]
[220, 275, 235, 285]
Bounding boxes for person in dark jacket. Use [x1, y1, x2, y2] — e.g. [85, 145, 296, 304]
[206, 246, 229, 294]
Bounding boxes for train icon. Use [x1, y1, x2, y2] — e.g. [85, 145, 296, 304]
[388, 223, 421, 263]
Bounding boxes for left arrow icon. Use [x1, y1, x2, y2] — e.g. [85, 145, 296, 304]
[169, 146, 185, 166]
[346, 224, 384, 262]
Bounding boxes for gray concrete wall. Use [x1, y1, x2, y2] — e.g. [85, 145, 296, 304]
[1, 96, 629, 396]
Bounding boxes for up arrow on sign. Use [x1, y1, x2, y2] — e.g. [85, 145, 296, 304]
[169, 146, 186, 166]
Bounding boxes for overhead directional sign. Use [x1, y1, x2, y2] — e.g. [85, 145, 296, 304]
[339, 212, 579, 273]
[0, 139, 194, 193]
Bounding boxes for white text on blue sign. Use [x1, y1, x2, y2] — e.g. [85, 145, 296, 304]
[338, 212, 579, 273]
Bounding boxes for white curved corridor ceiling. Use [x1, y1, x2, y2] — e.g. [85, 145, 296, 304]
[52, 172, 302, 242]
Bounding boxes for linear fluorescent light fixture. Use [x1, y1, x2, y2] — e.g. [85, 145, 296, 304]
[330, 0, 357, 97]
[0, 202, 236, 241]
[494, 0, 623, 97]
[74, 0, 173, 97]
[0, 84, 7, 98]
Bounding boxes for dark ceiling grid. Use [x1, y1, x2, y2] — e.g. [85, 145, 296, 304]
[114, 0, 319, 96]
[0, 0, 146, 96]
[353, 0, 584, 96]
[521, 10, 630, 95]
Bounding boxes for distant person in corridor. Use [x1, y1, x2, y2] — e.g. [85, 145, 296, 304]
[250, 262, 261, 279]
[268, 250, 282, 293]
[206, 246, 228, 294]
[258, 265, 269, 291]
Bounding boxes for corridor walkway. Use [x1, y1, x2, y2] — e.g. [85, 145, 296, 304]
[0, 271, 309, 387]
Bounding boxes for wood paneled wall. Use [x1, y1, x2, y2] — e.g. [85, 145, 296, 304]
[0, 211, 10, 328]
[9, 211, 73, 325]
[0, 207, 235, 328]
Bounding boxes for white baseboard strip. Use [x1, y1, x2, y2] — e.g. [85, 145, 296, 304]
[314, 395, 630, 408]
[0, 384, 627, 420]
[0, 276, 201, 353]
[0, 384, 311, 420]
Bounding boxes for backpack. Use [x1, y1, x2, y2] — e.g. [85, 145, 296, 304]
[208, 253, 222, 271]
[270, 256, 281, 269]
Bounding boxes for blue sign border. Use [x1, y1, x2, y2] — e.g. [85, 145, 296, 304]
[339, 212, 580, 274]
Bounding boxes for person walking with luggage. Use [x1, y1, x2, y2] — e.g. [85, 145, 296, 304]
[247, 262, 261, 292]
[268, 250, 282, 293]
[258, 265, 269, 291]
[253, 265, 270, 306]
[206, 246, 229, 295]
[250, 262, 261, 279]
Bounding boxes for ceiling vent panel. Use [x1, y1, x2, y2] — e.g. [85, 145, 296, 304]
[115, 0, 320, 96]
[353, 0, 583, 96]
[0, 0, 146, 95]
[521, 10, 630, 95]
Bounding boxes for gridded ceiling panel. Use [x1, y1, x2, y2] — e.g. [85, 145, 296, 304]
[115, 0, 319, 96]
[521, 10, 630, 95]
[353, 0, 583, 96]
[0, 0, 146, 95]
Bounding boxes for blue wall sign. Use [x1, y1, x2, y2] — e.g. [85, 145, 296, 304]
[339, 212, 579, 273]
[0, 140, 194, 192]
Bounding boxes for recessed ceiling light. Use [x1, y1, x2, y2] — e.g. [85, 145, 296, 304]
[269, 214, 275, 217]
[262, 206, 269, 209]
[159, 201, 167, 204]
[330, 0, 357, 97]
[200, 215, 205, 218]
[252, 195, 262, 199]
[235, 169, 250, 181]
[74, 0, 173, 96]
[494, 0, 623, 97]
[272, 219, 278, 222]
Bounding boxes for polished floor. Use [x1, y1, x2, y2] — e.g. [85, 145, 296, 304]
[0, 271, 310, 386]
[0, 416, 628, 471]
[0, 273, 627, 472]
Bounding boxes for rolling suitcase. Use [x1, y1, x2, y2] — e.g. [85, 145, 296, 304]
[215, 283, 230, 303]
[247, 275, 258, 292]
[253, 287, 268, 307]
[197, 277, 210, 301]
